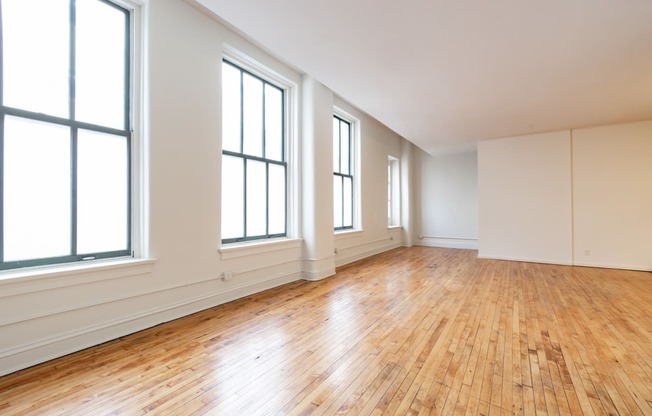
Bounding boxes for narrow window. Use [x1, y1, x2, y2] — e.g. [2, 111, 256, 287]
[221, 60, 287, 243]
[388, 156, 400, 226]
[0, 0, 132, 270]
[333, 115, 353, 230]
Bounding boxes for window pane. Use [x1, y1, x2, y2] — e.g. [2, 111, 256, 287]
[77, 130, 128, 254]
[246, 160, 266, 237]
[242, 74, 263, 158]
[2, 0, 69, 117]
[221, 156, 244, 240]
[333, 118, 340, 172]
[222, 63, 241, 153]
[265, 85, 283, 162]
[4, 117, 71, 261]
[76, 0, 127, 129]
[333, 176, 342, 229]
[340, 122, 350, 175]
[343, 176, 353, 228]
[268, 164, 285, 235]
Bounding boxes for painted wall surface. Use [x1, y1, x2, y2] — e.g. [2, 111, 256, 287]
[572, 121, 652, 271]
[416, 150, 478, 249]
[0, 0, 408, 376]
[478, 131, 573, 264]
[333, 97, 403, 267]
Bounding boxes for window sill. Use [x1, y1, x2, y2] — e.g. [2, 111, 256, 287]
[219, 238, 302, 260]
[387, 225, 402, 230]
[334, 229, 364, 239]
[0, 257, 157, 297]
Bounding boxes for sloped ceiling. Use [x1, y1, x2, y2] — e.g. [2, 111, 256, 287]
[193, 0, 652, 154]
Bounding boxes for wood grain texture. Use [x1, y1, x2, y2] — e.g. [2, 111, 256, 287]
[1, 247, 651, 415]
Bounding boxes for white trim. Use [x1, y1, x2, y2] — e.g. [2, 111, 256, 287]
[334, 229, 364, 239]
[0, 258, 156, 298]
[571, 261, 652, 272]
[0, 269, 301, 377]
[218, 238, 302, 260]
[301, 257, 335, 281]
[417, 237, 479, 250]
[477, 254, 573, 266]
[333, 106, 361, 231]
[220, 45, 300, 242]
[335, 242, 401, 268]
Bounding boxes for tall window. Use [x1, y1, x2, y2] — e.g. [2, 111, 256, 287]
[0, 0, 132, 270]
[388, 156, 400, 226]
[221, 59, 286, 243]
[333, 115, 353, 230]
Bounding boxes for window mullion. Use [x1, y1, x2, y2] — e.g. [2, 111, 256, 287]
[69, 0, 78, 256]
[243, 157, 247, 239]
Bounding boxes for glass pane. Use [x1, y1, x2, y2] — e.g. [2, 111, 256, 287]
[332, 118, 340, 173]
[222, 63, 241, 153]
[246, 160, 266, 237]
[333, 176, 342, 229]
[221, 155, 244, 240]
[388, 163, 392, 224]
[77, 130, 128, 254]
[264, 85, 283, 161]
[242, 74, 263, 158]
[340, 122, 350, 175]
[343, 176, 353, 228]
[2, 0, 69, 117]
[268, 164, 286, 235]
[76, 0, 127, 129]
[4, 117, 71, 261]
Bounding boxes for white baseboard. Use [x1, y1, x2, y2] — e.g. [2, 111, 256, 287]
[335, 242, 401, 268]
[301, 257, 336, 281]
[477, 253, 573, 266]
[571, 261, 652, 272]
[417, 237, 479, 250]
[0, 271, 301, 377]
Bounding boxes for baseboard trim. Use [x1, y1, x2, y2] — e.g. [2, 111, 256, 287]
[0, 271, 301, 377]
[477, 254, 573, 266]
[335, 242, 401, 268]
[417, 237, 479, 250]
[571, 261, 652, 272]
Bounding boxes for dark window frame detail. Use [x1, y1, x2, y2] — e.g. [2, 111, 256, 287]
[0, 0, 133, 271]
[221, 59, 287, 244]
[333, 115, 353, 231]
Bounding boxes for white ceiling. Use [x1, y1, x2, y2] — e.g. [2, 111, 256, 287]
[194, 0, 652, 154]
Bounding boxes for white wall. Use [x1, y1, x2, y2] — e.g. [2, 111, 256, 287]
[572, 121, 652, 270]
[477, 121, 652, 271]
[415, 150, 478, 249]
[478, 131, 573, 264]
[332, 97, 403, 267]
[0, 0, 409, 376]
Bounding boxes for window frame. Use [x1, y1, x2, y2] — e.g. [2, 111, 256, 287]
[220, 58, 289, 244]
[0, 0, 135, 271]
[333, 113, 355, 231]
[387, 156, 400, 227]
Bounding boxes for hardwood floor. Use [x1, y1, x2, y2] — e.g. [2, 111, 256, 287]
[1, 247, 652, 415]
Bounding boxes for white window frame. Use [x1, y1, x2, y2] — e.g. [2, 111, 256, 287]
[388, 156, 400, 227]
[220, 46, 298, 246]
[0, 0, 146, 271]
[333, 106, 360, 232]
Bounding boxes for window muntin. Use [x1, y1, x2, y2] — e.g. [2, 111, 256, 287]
[221, 60, 287, 243]
[333, 115, 353, 230]
[0, 0, 132, 270]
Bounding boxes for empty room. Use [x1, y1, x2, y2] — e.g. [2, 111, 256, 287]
[0, 0, 651, 414]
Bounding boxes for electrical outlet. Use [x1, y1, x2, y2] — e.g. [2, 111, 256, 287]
[221, 271, 233, 281]
[584, 249, 591, 256]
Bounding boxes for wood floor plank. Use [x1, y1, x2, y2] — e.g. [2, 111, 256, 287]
[1, 247, 651, 415]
